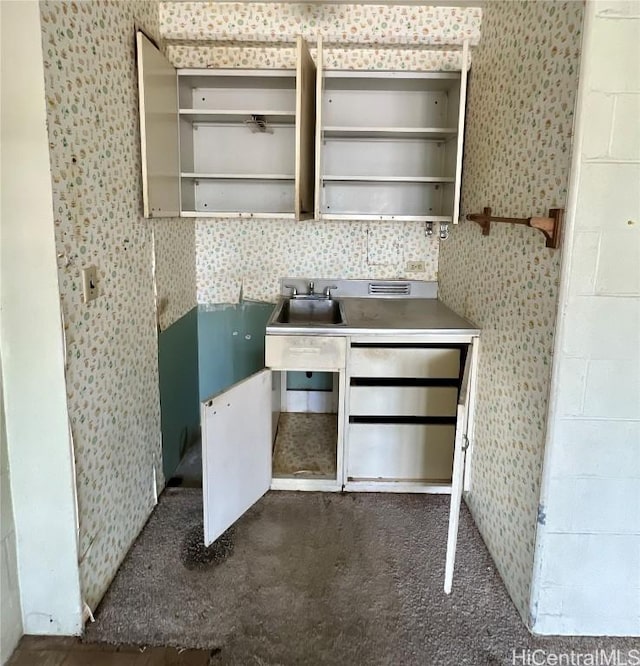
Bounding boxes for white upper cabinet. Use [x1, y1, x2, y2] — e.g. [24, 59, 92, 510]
[136, 32, 317, 219]
[137, 32, 469, 222]
[136, 32, 181, 217]
[315, 39, 470, 223]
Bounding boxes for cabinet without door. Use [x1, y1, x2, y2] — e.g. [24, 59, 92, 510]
[137, 32, 469, 222]
[314, 36, 469, 222]
[200, 334, 478, 592]
[136, 32, 316, 219]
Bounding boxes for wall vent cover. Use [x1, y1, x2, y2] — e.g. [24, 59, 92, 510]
[368, 281, 411, 296]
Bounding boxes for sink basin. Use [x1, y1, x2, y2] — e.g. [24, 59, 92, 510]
[271, 297, 347, 326]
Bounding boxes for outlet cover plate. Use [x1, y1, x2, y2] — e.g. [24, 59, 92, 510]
[406, 261, 425, 272]
[82, 265, 98, 303]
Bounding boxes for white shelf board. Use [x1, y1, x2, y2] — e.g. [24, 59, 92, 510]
[178, 68, 295, 79]
[181, 211, 297, 220]
[179, 109, 295, 124]
[323, 126, 458, 140]
[181, 172, 295, 180]
[324, 70, 461, 83]
[323, 70, 462, 92]
[319, 213, 454, 222]
[323, 175, 455, 183]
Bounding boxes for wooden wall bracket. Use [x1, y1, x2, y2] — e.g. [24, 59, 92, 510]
[466, 207, 564, 249]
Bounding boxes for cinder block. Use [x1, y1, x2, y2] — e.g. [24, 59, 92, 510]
[584, 359, 640, 418]
[611, 93, 640, 159]
[552, 418, 640, 478]
[575, 163, 640, 231]
[588, 17, 640, 92]
[596, 229, 640, 295]
[567, 232, 599, 297]
[554, 358, 587, 416]
[562, 296, 640, 360]
[582, 92, 615, 159]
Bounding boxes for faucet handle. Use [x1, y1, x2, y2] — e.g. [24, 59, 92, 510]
[308, 281, 315, 295]
[284, 284, 297, 297]
[323, 285, 338, 298]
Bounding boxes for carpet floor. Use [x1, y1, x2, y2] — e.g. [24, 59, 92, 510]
[85, 489, 638, 665]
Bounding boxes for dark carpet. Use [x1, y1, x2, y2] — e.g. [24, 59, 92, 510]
[85, 489, 639, 665]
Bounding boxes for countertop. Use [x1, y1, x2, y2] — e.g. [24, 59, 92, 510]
[266, 298, 480, 337]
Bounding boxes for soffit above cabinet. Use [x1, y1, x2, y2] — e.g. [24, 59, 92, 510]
[159, 3, 482, 47]
[165, 44, 471, 72]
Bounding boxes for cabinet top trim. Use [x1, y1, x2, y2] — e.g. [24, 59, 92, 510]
[324, 70, 461, 81]
[178, 68, 296, 78]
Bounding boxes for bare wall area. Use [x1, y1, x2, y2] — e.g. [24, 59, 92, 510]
[438, 1, 583, 623]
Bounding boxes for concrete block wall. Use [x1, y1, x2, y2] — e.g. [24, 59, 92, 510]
[530, 0, 640, 636]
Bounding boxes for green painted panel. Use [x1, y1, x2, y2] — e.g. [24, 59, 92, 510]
[197, 302, 273, 401]
[158, 307, 200, 480]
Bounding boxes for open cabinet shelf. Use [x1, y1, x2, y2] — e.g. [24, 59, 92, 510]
[314, 38, 469, 221]
[137, 32, 316, 219]
[321, 180, 456, 220]
[137, 31, 468, 223]
[179, 109, 296, 125]
[323, 126, 458, 140]
[181, 176, 296, 216]
[323, 175, 456, 183]
[181, 173, 295, 180]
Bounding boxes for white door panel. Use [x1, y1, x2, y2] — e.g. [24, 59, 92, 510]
[136, 32, 180, 217]
[444, 348, 472, 593]
[295, 36, 316, 220]
[201, 369, 272, 546]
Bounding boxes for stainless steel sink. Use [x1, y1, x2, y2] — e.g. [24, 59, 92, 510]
[269, 297, 347, 327]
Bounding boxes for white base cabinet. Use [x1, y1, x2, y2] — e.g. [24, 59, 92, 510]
[200, 333, 479, 593]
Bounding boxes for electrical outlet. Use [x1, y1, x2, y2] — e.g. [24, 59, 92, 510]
[82, 265, 98, 303]
[406, 261, 425, 272]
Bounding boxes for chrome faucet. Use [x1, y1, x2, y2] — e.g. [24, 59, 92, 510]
[308, 281, 315, 296]
[323, 285, 338, 298]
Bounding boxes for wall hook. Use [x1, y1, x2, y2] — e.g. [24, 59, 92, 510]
[467, 207, 564, 249]
[425, 221, 434, 237]
[439, 222, 450, 240]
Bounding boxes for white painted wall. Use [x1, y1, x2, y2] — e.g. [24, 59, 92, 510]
[0, 366, 22, 665]
[531, 0, 640, 636]
[0, 0, 83, 636]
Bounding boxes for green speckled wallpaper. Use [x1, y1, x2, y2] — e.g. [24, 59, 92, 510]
[438, 0, 583, 624]
[40, 0, 163, 611]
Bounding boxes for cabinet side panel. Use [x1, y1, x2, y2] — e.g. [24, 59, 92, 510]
[314, 35, 324, 219]
[137, 32, 180, 217]
[452, 40, 469, 224]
